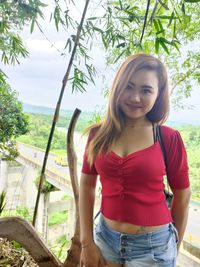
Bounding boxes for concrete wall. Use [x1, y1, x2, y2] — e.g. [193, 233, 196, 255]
[1, 161, 38, 210]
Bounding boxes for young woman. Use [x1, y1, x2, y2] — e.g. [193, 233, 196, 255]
[79, 53, 191, 267]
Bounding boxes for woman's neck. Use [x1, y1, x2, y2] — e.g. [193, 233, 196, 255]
[124, 117, 151, 128]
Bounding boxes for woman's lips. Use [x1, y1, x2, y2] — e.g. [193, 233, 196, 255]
[126, 103, 142, 110]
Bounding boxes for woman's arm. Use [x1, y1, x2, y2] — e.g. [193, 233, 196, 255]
[79, 173, 107, 267]
[79, 173, 97, 246]
[170, 187, 191, 251]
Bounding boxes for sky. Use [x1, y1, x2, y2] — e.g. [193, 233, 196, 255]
[2, 1, 200, 125]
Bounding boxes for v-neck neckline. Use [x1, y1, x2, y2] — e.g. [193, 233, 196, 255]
[110, 140, 159, 159]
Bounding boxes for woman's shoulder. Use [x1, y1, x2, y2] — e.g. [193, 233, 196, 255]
[160, 124, 177, 136]
[159, 124, 184, 147]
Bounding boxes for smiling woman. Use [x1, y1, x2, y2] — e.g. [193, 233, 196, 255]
[79, 53, 191, 267]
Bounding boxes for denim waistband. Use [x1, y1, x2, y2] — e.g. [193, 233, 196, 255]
[98, 214, 171, 238]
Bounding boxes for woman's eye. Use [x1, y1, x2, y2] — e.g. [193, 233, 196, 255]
[126, 84, 132, 90]
[143, 89, 151, 94]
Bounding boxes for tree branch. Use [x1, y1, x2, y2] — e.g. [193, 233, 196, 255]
[140, 0, 151, 45]
[170, 64, 200, 95]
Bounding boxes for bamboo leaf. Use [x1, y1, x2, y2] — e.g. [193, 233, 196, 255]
[171, 41, 181, 52]
[182, 3, 186, 14]
[158, 19, 164, 31]
[119, 0, 123, 10]
[168, 11, 175, 27]
[184, 0, 200, 2]
[158, 0, 169, 10]
[156, 30, 165, 35]
[114, 49, 126, 63]
[173, 19, 176, 38]
[153, 19, 160, 32]
[155, 38, 160, 53]
[101, 34, 108, 49]
[30, 19, 35, 33]
[93, 26, 103, 33]
[159, 37, 171, 44]
[159, 39, 169, 54]
[87, 17, 100, 20]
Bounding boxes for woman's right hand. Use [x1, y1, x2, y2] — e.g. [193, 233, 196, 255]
[80, 242, 107, 267]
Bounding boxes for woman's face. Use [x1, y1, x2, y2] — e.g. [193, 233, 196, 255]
[118, 69, 159, 123]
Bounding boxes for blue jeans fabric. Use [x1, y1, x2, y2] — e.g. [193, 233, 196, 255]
[94, 215, 179, 266]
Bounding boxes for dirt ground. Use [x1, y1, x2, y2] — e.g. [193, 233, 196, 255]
[0, 238, 38, 267]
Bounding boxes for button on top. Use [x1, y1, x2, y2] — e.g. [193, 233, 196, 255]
[121, 248, 126, 253]
[118, 159, 123, 164]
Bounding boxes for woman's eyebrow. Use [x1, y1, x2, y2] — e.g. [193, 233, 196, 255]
[128, 81, 154, 89]
[141, 85, 154, 89]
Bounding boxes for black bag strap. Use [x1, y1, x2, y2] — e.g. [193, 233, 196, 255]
[156, 125, 168, 169]
[155, 125, 172, 196]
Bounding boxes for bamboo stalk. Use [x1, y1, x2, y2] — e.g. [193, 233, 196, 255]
[32, 0, 91, 226]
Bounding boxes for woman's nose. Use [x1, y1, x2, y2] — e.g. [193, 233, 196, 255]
[129, 91, 140, 102]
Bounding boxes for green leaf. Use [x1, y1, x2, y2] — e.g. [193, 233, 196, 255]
[182, 3, 186, 14]
[159, 37, 171, 45]
[159, 39, 169, 54]
[93, 26, 103, 33]
[155, 38, 160, 53]
[156, 15, 175, 19]
[87, 17, 100, 20]
[171, 41, 181, 52]
[153, 20, 160, 32]
[64, 38, 72, 53]
[158, 19, 164, 31]
[119, 0, 123, 10]
[30, 19, 35, 33]
[113, 49, 126, 63]
[158, 0, 169, 10]
[156, 30, 165, 35]
[54, 6, 60, 31]
[168, 11, 175, 27]
[173, 20, 176, 38]
[101, 34, 108, 49]
[184, 0, 200, 2]
[116, 42, 126, 48]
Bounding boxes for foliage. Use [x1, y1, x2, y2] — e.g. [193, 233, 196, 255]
[1, 206, 32, 222]
[82, 1, 200, 106]
[177, 125, 200, 199]
[17, 111, 92, 151]
[0, 79, 29, 160]
[34, 171, 57, 193]
[0, 0, 45, 65]
[15, 206, 31, 221]
[48, 210, 68, 226]
[56, 235, 70, 261]
[0, 191, 6, 215]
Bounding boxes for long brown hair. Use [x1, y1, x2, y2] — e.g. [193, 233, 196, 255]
[87, 53, 169, 166]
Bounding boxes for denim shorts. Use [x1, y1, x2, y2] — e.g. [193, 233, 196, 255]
[94, 215, 179, 266]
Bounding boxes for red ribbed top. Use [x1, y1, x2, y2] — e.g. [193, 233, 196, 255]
[81, 125, 190, 226]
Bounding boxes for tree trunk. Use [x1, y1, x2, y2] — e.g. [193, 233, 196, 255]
[63, 108, 81, 267]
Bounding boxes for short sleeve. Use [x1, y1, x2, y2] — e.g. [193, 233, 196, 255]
[161, 127, 190, 189]
[81, 129, 98, 175]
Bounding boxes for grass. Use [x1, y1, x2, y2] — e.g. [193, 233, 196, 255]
[48, 210, 68, 227]
[49, 234, 71, 261]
